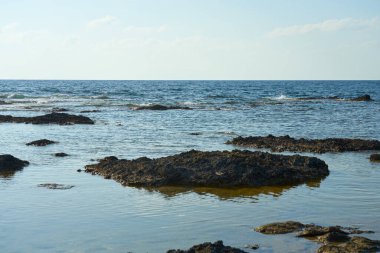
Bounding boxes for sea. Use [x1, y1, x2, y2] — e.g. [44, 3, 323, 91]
[0, 80, 379, 253]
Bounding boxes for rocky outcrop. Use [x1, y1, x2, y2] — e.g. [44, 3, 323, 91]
[255, 221, 378, 253]
[0, 155, 29, 177]
[37, 183, 74, 190]
[0, 113, 94, 125]
[85, 150, 329, 188]
[167, 241, 248, 253]
[370, 154, 380, 162]
[26, 139, 57, 146]
[227, 135, 380, 153]
[134, 104, 192, 110]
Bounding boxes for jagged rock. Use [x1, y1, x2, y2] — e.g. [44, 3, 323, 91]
[317, 236, 380, 253]
[350, 95, 373, 101]
[134, 104, 192, 110]
[0, 113, 94, 125]
[37, 183, 74, 190]
[26, 139, 57, 146]
[54, 153, 69, 157]
[254, 221, 305, 234]
[370, 154, 380, 162]
[167, 240, 247, 253]
[85, 150, 329, 188]
[0, 155, 29, 172]
[227, 135, 380, 153]
[297, 225, 348, 237]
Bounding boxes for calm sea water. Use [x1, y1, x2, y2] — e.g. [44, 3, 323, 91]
[0, 80, 379, 253]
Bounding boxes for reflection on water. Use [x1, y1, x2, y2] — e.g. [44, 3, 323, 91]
[0, 169, 19, 179]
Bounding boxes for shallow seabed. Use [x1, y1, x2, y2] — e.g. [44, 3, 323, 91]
[0, 80, 379, 252]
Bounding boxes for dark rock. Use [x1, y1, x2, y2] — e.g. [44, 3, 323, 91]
[134, 104, 192, 110]
[370, 154, 380, 162]
[55, 152, 69, 157]
[190, 132, 202, 136]
[317, 232, 351, 243]
[167, 240, 247, 253]
[37, 183, 74, 190]
[80, 110, 101, 113]
[297, 225, 348, 237]
[27, 139, 57, 146]
[0, 113, 94, 125]
[317, 236, 380, 253]
[254, 221, 305, 234]
[85, 150, 329, 188]
[77, 169, 82, 172]
[350, 95, 373, 102]
[0, 155, 29, 173]
[227, 135, 380, 153]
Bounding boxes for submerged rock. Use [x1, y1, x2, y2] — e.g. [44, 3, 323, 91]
[80, 110, 101, 113]
[26, 139, 57, 146]
[0, 113, 94, 125]
[227, 135, 380, 153]
[54, 152, 69, 157]
[370, 154, 380, 162]
[52, 107, 69, 112]
[134, 104, 192, 110]
[85, 150, 329, 188]
[167, 240, 247, 253]
[0, 155, 29, 172]
[38, 183, 74, 190]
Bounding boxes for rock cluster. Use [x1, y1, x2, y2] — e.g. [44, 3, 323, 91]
[167, 241, 248, 253]
[227, 135, 380, 153]
[255, 221, 379, 253]
[0, 113, 94, 125]
[85, 150, 329, 188]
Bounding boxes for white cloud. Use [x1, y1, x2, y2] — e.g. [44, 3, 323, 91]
[124, 25, 167, 34]
[87, 15, 117, 28]
[267, 17, 379, 38]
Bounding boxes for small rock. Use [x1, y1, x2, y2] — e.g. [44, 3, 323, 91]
[255, 221, 305, 234]
[0, 112, 94, 125]
[26, 139, 57, 146]
[350, 95, 373, 101]
[134, 104, 192, 110]
[244, 244, 259, 250]
[38, 183, 74, 190]
[370, 154, 380, 162]
[52, 108, 69, 112]
[55, 153, 69, 157]
[80, 110, 101, 113]
[0, 155, 29, 172]
[77, 169, 82, 172]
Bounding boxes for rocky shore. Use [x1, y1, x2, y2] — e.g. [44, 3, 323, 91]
[227, 135, 380, 153]
[0, 112, 94, 125]
[85, 150, 329, 188]
[255, 221, 379, 253]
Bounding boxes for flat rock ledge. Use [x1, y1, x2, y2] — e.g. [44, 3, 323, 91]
[0, 155, 29, 172]
[167, 240, 248, 253]
[85, 150, 329, 188]
[255, 221, 379, 253]
[227, 135, 380, 153]
[0, 112, 94, 125]
[26, 139, 57, 146]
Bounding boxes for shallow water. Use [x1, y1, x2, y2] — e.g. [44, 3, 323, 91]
[0, 80, 380, 252]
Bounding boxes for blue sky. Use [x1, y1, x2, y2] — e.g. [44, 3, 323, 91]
[0, 0, 379, 79]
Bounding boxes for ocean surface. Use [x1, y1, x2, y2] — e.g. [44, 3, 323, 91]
[0, 80, 379, 253]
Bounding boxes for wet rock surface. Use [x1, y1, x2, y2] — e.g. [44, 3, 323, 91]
[85, 150, 329, 188]
[227, 135, 380, 153]
[133, 104, 192, 110]
[167, 240, 248, 253]
[370, 154, 380, 162]
[0, 112, 94, 125]
[26, 139, 57, 146]
[256, 221, 378, 253]
[0, 155, 29, 173]
[37, 183, 74, 190]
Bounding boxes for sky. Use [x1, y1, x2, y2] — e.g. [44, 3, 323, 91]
[0, 0, 379, 80]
